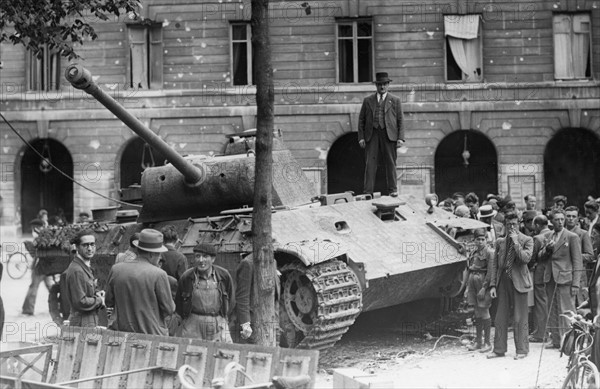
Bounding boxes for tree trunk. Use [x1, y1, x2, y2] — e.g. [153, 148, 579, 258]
[250, 0, 277, 347]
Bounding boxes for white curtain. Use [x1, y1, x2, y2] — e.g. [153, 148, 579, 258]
[129, 26, 148, 89]
[553, 14, 590, 79]
[448, 37, 480, 81]
[572, 14, 590, 78]
[553, 15, 573, 79]
[445, 15, 481, 81]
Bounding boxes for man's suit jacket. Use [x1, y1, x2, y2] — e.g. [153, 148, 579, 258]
[569, 225, 595, 265]
[530, 228, 552, 285]
[358, 93, 404, 143]
[489, 232, 533, 293]
[543, 228, 584, 287]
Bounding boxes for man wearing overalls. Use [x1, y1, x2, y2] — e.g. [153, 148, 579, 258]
[176, 243, 234, 342]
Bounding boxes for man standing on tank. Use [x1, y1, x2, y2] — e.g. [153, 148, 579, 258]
[358, 72, 405, 197]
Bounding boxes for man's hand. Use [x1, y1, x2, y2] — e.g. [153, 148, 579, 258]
[96, 290, 106, 307]
[571, 286, 579, 297]
[241, 322, 252, 339]
[359, 139, 366, 149]
[490, 287, 497, 299]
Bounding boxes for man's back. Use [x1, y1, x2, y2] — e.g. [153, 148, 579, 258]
[107, 260, 175, 336]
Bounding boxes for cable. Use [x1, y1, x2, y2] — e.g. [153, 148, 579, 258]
[0, 112, 142, 209]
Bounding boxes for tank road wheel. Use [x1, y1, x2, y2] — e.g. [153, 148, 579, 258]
[279, 260, 362, 350]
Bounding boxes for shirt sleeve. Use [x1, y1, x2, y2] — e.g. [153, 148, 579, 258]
[156, 272, 176, 319]
[235, 259, 253, 324]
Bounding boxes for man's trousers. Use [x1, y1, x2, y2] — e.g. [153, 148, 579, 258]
[545, 278, 576, 347]
[493, 272, 529, 355]
[363, 127, 397, 195]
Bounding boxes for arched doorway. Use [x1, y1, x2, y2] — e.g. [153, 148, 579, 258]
[435, 130, 498, 202]
[544, 128, 600, 210]
[20, 138, 73, 233]
[120, 137, 168, 188]
[327, 133, 386, 195]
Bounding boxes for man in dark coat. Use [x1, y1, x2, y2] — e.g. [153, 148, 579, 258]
[487, 212, 533, 360]
[64, 230, 104, 327]
[160, 225, 187, 280]
[105, 229, 175, 336]
[234, 253, 279, 344]
[528, 215, 552, 343]
[358, 72, 404, 197]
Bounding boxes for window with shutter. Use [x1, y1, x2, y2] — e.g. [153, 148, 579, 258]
[553, 13, 592, 80]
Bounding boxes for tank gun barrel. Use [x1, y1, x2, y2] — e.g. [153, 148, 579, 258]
[65, 64, 204, 186]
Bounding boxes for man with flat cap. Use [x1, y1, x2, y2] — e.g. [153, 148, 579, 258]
[105, 228, 175, 335]
[176, 243, 235, 342]
[358, 72, 404, 197]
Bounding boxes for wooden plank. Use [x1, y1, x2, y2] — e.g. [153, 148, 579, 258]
[278, 352, 311, 377]
[152, 342, 180, 389]
[52, 331, 80, 383]
[122, 339, 153, 389]
[243, 351, 274, 386]
[181, 344, 209, 389]
[76, 332, 103, 389]
[212, 347, 240, 384]
[98, 333, 127, 389]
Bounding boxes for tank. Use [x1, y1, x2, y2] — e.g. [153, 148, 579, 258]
[57, 64, 479, 350]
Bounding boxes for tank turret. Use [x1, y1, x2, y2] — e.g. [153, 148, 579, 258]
[65, 64, 315, 222]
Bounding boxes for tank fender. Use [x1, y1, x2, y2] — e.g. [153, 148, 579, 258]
[346, 257, 368, 291]
[276, 238, 346, 267]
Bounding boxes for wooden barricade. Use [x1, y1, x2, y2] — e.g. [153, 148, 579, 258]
[0, 343, 53, 383]
[38, 326, 318, 389]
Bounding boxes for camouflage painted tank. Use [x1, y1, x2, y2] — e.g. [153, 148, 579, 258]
[52, 64, 474, 350]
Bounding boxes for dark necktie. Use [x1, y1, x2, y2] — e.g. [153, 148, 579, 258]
[505, 238, 515, 279]
[377, 94, 385, 128]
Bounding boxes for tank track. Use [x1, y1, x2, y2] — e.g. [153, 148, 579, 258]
[281, 260, 362, 350]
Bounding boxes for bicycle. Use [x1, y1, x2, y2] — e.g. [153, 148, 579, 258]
[5, 240, 36, 280]
[560, 310, 600, 389]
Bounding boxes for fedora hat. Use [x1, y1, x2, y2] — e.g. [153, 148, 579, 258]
[373, 72, 392, 84]
[133, 228, 168, 253]
[477, 204, 497, 219]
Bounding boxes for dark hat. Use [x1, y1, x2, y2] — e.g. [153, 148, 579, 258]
[373, 72, 392, 84]
[193, 242, 217, 256]
[30, 218, 44, 227]
[133, 228, 168, 253]
[522, 210, 538, 221]
[79, 211, 90, 217]
[553, 195, 567, 204]
[473, 228, 487, 238]
[477, 204, 497, 219]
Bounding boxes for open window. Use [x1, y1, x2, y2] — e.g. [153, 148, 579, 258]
[26, 46, 60, 91]
[444, 14, 482, 82]
[230, 22, 254, 86]
[127, 22, 163, 89]
[553, 13, 592, 80]
[336, 18, 373, 83]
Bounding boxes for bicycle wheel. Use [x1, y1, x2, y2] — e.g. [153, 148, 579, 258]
[6, 252, 29, 279]
[562, 360, 600, 389]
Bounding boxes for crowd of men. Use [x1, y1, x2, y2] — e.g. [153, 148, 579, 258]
[454, 191, 600, 361]
[61, 226, 260, 344]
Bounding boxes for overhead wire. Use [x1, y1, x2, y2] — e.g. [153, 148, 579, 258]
[0, 112, 142, 209]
